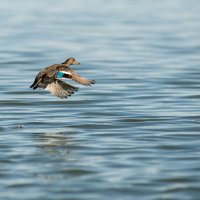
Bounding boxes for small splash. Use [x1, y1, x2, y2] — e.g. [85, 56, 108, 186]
[16, 124, 24, 128]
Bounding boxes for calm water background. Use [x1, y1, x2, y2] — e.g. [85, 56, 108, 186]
[0, 0, 200, 199]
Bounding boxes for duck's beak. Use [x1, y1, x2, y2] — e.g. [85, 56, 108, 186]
[75, 61, 80, 65]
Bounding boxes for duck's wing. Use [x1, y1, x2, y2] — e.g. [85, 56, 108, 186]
[44, 79, 78, 99]
[31, 64, 95, 89]
[30, 64, 59, 89]
[56, 66, 95, 86]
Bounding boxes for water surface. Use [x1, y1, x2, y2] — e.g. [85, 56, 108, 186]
[0, 0, 200, 199]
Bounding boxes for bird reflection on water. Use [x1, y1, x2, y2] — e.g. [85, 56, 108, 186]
[37, 131, 74, 157]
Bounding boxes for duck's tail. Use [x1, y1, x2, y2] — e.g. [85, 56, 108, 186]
[30, 82, 35, 89]
[30, 77, 42, 89]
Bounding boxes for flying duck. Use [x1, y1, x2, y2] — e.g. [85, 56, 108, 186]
[30, 57, 95, 98]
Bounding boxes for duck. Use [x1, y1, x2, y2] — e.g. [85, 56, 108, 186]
[30, 57, 95, 99]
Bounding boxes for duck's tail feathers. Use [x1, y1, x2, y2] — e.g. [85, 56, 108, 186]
[30, 83, 35, 89]
[30, 77, 42, 90]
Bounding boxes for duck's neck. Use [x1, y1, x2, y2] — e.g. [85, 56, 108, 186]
[62, 59, 71, 65]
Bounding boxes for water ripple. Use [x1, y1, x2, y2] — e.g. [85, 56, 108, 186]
[0, 0, 200, 199]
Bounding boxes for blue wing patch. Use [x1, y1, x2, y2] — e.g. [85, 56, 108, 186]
[57, 72, 65, 78]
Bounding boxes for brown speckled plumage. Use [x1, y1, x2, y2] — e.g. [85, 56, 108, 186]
[30, 58, 95, 99]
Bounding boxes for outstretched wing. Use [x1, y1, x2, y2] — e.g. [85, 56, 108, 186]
[30, 64, 58, 89]
[56, 66, 95, 86]
[30, 64, 95, 90]
[44, 80, 78, 99]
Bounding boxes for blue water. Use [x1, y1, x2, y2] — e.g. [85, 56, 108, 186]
[0, 0, 200, 199]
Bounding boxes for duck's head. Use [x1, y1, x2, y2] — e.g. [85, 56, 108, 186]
[62, 57, 80, 65]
